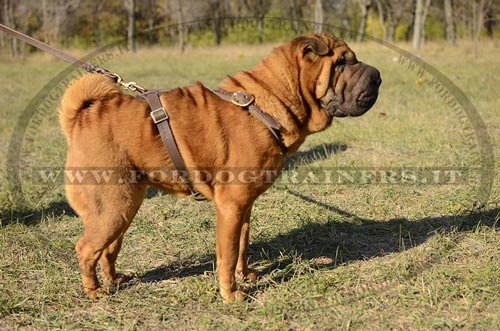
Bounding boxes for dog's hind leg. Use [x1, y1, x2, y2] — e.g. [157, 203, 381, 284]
[99, 234, 125, 287]
[70, 184, 147, 298]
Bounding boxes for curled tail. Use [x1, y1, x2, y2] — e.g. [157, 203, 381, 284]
[59, 74, 120, 138]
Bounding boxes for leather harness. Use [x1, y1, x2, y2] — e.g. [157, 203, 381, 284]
[0, 23, 287, 201]
[144, 89, 287, 201]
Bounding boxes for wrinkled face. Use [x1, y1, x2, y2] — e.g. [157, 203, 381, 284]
[295, 33, 381, 119]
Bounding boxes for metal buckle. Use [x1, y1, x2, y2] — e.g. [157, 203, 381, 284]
[150, 107, 168, 124]
[231, 91, 255, 107]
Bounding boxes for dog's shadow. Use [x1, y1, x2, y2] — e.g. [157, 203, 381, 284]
[0, 200, 76, 226]
[3, 144, 498, 301]
[284, 142, 347, 170]
[135, 192, 499, 297]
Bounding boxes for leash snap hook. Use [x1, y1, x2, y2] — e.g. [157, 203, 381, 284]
[115, 76, 147, 94]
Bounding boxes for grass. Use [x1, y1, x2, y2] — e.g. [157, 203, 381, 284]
[1, 39, 499, 330]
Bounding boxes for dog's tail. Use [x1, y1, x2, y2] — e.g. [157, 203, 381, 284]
[59, 74, 120, 138]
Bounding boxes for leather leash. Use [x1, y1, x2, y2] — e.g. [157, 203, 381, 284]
[0, 23, 147, 93]
[1, 23, 287, 201]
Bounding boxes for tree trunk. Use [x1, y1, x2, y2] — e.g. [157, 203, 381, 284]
[386, 5, 396, 42]
[388, 22, 396, 42]
[314, 0, 323, 33]
[356, 0, 371, 42]
[213, 14, 221, 46]
[177, 0, 184, 52]
[147, 0, 156, 45]
[211, 1, 222, 46]
[290, 0, 299, 34]
[126, 0, 136, 53]
[257, 16, 264, 43]
[3, 0, 18, 57]
[235, 0, 243, 17]
[41, 0, 49, 43]
[92, 2, 102, 47]
[472, 0, 485, 59]
[0, 2, 4, 52]
[412, 0, 424, 50]
[484, 9, 494, 38]
[375, 0, 387, 41]
[0, 28, 4, 53]
[421, 0, 431, 43]
[405, 0, 416, 42]
[444, 0, 455, 45]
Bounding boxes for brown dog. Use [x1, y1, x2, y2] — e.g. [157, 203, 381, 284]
[59, 33, 381, 302]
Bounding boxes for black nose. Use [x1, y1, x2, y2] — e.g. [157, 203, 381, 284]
[370, 67, 382, 87]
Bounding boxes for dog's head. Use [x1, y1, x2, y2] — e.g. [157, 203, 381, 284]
[292, 33, 381, 119]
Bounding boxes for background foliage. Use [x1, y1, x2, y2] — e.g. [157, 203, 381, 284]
[0, 0, 499, 55]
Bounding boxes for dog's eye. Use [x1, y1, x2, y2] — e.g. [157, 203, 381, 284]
[337, 55, 345, 64]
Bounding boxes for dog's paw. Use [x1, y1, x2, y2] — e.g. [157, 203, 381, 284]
[84, 286, 109, 299]
[236, 268, 259, 281]
[222, 290, 246, 303]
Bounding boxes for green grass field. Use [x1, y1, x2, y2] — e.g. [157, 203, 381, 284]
[1, 40, 499, 330]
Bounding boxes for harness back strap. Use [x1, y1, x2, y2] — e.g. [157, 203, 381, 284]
[212, 90, 287, 154]
[144, 90, 206, 201]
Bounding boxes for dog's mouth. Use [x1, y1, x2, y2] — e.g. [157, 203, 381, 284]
[321, 63, 381, 118]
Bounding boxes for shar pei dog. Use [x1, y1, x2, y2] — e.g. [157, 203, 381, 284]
[59, 33, 381, 302]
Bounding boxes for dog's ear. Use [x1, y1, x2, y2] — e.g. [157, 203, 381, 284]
[299, 36, 330, 60]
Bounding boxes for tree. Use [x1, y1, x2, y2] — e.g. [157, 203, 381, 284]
[243, 0, 272, 43]
[412, 0, 424, 50]
[444, 0, 456, 45]
[420, 0, 432, 42]
[378, 0, 412, 42]
[412, 0, 431, 50]
[176, 0, 184, 52]
[375, 0, 388, 41]
[40, 0, 80, 45]
[1, 0, 37, 57]
[314, 0, 324, 33]
[484, 5, 495, 38]
[125, 0, 136, 53]
[209, 0, 228, 46]
[290, 0, 301, 34]
[142, 0, 157, 45]
[472, 0, 494, 58]
[90, 0, 103, 47]
[2, 0, 18, 57]
[357, 0, 372, 42]
[160, 0, 186, 51]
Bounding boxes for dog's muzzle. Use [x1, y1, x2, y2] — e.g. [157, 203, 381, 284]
[322, 62, 381, 118]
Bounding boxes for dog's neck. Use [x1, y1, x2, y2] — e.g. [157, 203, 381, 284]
[219, 47, 314, 153]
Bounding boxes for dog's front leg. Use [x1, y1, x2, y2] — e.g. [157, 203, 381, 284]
[235, 204, 259, 281]
[214, 192, 253, 303]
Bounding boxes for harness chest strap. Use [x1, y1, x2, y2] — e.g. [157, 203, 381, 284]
[144, 91, 206, 201]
